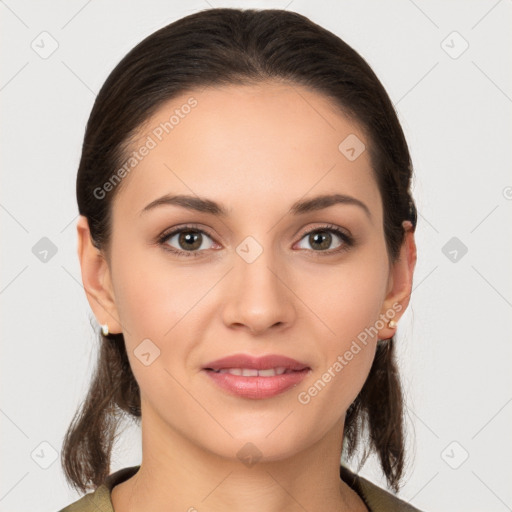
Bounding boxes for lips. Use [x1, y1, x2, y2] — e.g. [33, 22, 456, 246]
[203, 353, 310, 372]
[202, 353, 311, 399]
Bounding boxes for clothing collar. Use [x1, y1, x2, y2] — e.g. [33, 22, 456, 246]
[93, 463, 420, 512]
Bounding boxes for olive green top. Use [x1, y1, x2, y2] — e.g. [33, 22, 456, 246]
[58, 464, 423, 512]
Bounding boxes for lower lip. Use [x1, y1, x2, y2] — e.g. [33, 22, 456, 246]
[203, 369, 310, 399]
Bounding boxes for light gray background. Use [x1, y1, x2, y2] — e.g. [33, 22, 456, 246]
[1, 1, 511, 511]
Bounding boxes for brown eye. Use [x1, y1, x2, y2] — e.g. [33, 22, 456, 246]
[295, 225, 353, 254]
[176, 231, 203, 251]
[308, 231, 334, 250]
[158, 227, 216, 257]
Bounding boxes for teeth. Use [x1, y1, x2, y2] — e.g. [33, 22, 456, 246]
[216, 367, 288, 377]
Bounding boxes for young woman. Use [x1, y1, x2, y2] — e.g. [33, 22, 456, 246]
[59, 7, 421, 512]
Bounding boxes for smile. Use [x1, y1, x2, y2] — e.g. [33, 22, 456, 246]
[210, 367, 294, 376]
[203, 368, 310, 399]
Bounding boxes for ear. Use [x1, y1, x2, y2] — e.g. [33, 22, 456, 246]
[76, 215, 123, 335]
[377, 220, 417, 340]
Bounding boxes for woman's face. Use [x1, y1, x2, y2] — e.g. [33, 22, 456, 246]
[80, 82, 412, 462]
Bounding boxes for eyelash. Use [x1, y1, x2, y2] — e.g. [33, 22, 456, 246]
[156, 223, 354, 258]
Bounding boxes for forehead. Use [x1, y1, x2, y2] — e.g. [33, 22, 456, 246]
[112, 82, 381, 224]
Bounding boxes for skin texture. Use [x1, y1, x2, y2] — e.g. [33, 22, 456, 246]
[77, 82, 417, 512]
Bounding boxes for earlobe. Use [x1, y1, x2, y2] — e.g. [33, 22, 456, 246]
[378, 221, 417, 339]
[76, 215, 123, 335]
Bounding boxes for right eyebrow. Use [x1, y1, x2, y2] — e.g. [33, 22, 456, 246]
[140, 194, 229, 217]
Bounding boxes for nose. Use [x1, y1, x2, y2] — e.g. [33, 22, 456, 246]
[221, 248, 296, 335]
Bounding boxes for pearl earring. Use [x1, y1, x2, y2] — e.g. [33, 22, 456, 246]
[101, 323, 109, 336]
[388, 320, 398, 329]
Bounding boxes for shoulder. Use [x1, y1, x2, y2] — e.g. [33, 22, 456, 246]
[56, 466, 140, 512]
[56, 484, 111, 512]
[340, 464, 425, 512]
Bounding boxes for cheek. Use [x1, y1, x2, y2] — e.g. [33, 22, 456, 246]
[298, 245, 388, 404]
[110, 250, 219, 385]
[112, 243, 210, 337]
[307, 249, 389, 343]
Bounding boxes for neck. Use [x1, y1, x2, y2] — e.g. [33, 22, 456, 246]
[111, 402, 367, 512]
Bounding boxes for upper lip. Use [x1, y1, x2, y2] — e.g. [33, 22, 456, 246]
[203, 353, 309, 371]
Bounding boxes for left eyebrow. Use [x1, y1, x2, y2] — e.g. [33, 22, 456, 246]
[139, 193, 371, 220]
[289, 193, 372, 220]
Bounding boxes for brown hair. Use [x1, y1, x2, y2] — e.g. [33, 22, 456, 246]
[63, 7, 417, 495]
